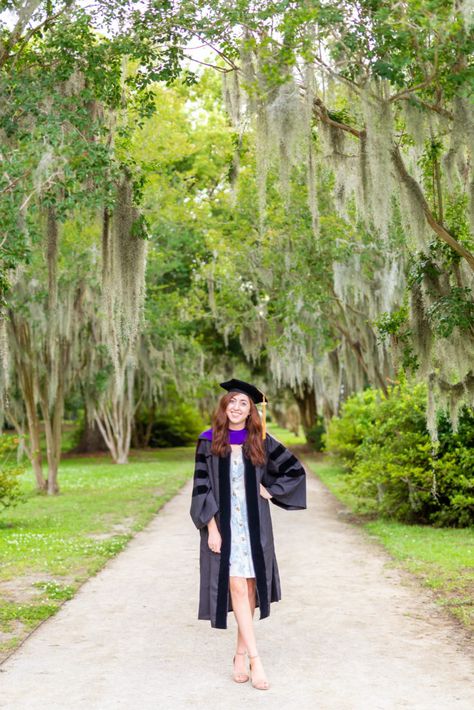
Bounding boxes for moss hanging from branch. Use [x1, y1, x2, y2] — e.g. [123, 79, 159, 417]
[360, 82, 394, 240]
[96, 173, 148, 464]
[219, 35, 474, 438]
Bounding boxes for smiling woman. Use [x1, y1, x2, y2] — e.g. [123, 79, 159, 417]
[190, 378, 306, 690]
[227, 392, 251, 427]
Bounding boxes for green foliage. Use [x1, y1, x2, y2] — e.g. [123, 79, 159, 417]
[426, 287, 474, 338]
[374, 304, 419, 372]
[407, 243, 474, 338]
[142, 403, 205, 447]
[2, 1, 474, 491]
[0, 2, 196, 296]
[325, 382, 474, 526]
[0, 601, 58, 628]
[323, 388, 379, 467]
[407, 249, 443, 286]
[305, 415, 326, 452]
[0, 435, 25, 512]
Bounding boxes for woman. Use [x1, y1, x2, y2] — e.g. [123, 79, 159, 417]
[190, 378, 306, 690]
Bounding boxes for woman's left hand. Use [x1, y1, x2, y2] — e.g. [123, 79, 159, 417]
[259, 483, 272, 500]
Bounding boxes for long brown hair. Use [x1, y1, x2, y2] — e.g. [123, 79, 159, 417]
[211, 392, 266, 466]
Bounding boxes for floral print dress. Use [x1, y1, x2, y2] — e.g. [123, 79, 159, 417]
[229, 447, 256, 578]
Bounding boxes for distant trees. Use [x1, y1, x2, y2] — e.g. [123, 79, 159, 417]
[1, 2, 472, 493]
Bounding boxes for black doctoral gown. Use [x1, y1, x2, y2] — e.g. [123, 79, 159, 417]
[189, 432, 307, 629]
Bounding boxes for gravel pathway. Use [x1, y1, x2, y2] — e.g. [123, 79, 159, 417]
[1, 468, 473, 710]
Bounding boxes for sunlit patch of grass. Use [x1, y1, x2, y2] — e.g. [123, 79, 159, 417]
[32, 581, 75, 601]
[0, 601, 59, 629]
[266, 423, 306, 446]
[311, 457, 363, 513]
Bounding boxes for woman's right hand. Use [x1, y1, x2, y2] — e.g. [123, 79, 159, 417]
[207, 518, 222, 554]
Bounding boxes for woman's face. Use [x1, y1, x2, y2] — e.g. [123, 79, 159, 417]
[225, 393, 251, 428]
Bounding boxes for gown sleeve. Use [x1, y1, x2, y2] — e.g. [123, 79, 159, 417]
[262, 434, 307, 511]
[189, 438, 219, 529]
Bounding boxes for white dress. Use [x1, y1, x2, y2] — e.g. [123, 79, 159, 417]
[229, 447, 256, 578]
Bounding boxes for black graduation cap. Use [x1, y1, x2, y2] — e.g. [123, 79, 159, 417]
[219, 378, 268, 438]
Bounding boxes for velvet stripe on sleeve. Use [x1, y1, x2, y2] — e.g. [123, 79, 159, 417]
[263, 434, 307, 511]
[190, 439, 219, 529]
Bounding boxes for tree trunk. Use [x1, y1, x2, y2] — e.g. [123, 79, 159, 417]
[144, 403, 156, 448]
[49, 380, 64, 494]
[94, 352, 135, 464]
[132, 402, 156, 449]
[21, 366, 46, 491]
[95, 409, 119, 462]
[7, 314, 47, 491]
[94, 396, 131, 464]
[72, 420, 108, 453]
[24, 395, 45, 492]
[39, 380, 63, 495]
[20, 328, 70, 495]
[293, 384, 317, 437]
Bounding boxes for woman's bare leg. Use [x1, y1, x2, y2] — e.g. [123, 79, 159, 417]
[234, 577, 256, 674]
[247, 578, 257, 616]
[230, 576, 268, 687]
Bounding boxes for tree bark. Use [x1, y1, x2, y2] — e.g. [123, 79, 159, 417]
[23, 382, 45, 492]
[42, 206, 61, 493]
[94, 390, 132, 464]
[293, 384, 317, 435]
[7, 314, 46, 491]
[39, 372, 64, 495]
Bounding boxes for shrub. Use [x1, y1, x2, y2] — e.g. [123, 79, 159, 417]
[145, 403, 205, 447]
[306, 415, 326, 451]
[0, 434, 26, 512]
[323, 387, 379, 468]
[325, 382, 474, 526]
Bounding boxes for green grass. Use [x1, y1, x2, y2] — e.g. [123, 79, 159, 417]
[307, 455, 474, 631]
[0, 447, 194, 659]
[266, 422, 306, 447]
[310, 457, 361, 510]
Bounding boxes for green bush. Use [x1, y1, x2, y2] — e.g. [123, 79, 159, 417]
[323, 388, 379, 467]
[0, 434, 26, 512]
[306, 415, 326, 451]
[145, 402, 205, 447]
[324, 382, 474, 526]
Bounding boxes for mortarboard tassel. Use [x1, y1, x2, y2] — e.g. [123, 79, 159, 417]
[261, 398, 267, 439]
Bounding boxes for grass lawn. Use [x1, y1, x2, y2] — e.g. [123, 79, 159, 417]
[309, 456, 474, 631]
[266, 422, 307, 447]
[0, 447, 194, 662]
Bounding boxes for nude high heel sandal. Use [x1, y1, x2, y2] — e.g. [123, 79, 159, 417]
[248, 654, 270, 690]
[232, 651, 249, 683]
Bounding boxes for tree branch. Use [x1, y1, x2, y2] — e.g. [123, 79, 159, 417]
[388, 76, 437, 103]
[306, 91, 474, 271]
[391, 145, 474, 271]
[312, 97, 364, 139]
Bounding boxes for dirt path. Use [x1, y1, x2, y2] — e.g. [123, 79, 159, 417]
[0, 470, 473, 710]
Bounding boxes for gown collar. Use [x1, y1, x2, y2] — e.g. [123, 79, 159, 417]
[199, 427, 248, 445]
